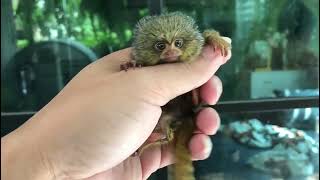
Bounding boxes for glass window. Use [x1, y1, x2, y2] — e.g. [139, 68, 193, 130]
[150, 106, 319, 180]
[192, 109, 319, 180]
[165, 0, 319, 101]
[2, 0, 319, 111]
[2, 0, 149, 111]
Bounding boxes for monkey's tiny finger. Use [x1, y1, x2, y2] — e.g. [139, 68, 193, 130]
[120, 64, 128, 71]
[222, 48, 227, 57]
[132, 62, 136, 69]
[221, 48, 225, 57]
[125, 64, 129, 71]
[146, 132, 166, 143]
[93, 48, 133, 74]
[225, 48, 229, 57]
[217, 45, 223, 56]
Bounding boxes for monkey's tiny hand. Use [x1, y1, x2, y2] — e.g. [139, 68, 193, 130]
[203, 30, 231, 57]
[120, 60, 142, 71]
[166, 127, 175, 142]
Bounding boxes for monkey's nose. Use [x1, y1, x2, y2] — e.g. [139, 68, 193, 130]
[160, 49, 181, 62]
[164, 50, 180, 57]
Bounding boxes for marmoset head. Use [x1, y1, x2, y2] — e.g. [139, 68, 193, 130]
[132, 12, 204, 66]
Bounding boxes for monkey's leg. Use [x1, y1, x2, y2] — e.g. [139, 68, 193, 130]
[203, 29, 231, 57]
[137, 113, 175, 156]
[120, 60, 142, 71]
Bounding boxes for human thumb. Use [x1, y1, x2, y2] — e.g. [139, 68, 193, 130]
[141, 43, 231, 106]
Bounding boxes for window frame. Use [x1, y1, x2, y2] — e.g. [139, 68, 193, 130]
[1, 0, 319, 134]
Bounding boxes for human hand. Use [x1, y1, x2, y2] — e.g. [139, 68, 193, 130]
[2, 39, 231, 180]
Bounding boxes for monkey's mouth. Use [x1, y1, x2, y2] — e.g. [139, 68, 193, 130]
[162, 55, 180, 63]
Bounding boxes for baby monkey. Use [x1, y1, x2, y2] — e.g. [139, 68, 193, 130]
[121, 12, 230, 180]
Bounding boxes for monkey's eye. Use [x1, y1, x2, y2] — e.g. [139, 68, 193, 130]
[174, 39, 183, 48]
[154, 42, 166, 51]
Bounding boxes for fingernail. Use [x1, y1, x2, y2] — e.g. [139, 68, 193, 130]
[212, 77, 223, 100]
[203, 137, 213, 158]
[212, 114, 221, 135]
[222, 37, 232, 44]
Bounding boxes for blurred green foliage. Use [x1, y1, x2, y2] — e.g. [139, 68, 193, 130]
[6, 0, 319, 107]
[13, 0, 148, 56]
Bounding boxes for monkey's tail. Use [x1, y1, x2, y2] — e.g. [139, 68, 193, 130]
[174, 118, 195, 180]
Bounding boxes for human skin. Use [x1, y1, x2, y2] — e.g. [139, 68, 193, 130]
[1, 38, 231, 180]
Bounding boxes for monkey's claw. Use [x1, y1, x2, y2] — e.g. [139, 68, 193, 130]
[120, 60, 142, 71]
[166, 127, 175, 142]
[212, 39, 230, 57]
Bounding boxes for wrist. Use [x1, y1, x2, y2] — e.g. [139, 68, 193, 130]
[1, 131, 55, 180]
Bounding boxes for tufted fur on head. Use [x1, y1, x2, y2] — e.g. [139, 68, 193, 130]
[132, 12, 204, 66]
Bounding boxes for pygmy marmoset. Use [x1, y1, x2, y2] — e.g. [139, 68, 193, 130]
[120, 12, 231, 180]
